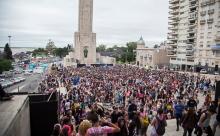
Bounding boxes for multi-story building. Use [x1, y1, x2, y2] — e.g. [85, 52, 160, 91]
[195, 0, 220, 72]
[167, 0, 198, 71]
[136, 37, 170, 68]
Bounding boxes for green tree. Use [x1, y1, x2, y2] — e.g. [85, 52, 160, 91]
[96, 44, 106, 52]
[46, 39, 56, 54]
[3, 43, 13, 60]
[0, 59, 12, 74]
[32, 48, 47, 57]
[126, 42, 137, 62]
[53, 47, 69, 58]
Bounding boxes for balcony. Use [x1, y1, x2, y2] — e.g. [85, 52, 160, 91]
[207, 18, 214, 24]
[200, 20, 206, 25]
[215, 35, 220, 42]
[167, 36, 178, 40]
[200, 11, 206, 16]
[169, 0, 179, 4]
[186, 45, 193, 50]
[169, 10, 179, 15]
[186, 51, 194, 56]
[187, 29, 195, 34]
[169, 4, 179, 9]
[189, 3, 198, 9]
[208, 9, 214, 14]
[167, 50, 177, 56]
[200, 2, 207, 7]
[167, 43, 177, 47]
[187, 35, 196, 40]
[169, 26, 178, 30]
[169, 15, 179, 21]
[188, 23, 196, 28]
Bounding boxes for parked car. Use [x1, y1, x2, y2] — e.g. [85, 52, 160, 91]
[214, 71, 219, 75]
[24, 72, 32, 76]
[17, 77, 26, 81]
[0, 78, 5, 82]
[200, 69, 208, 74]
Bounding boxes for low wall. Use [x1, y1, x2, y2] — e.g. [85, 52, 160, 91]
[0, 95, 31, 136]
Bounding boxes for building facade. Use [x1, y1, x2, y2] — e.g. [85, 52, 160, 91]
[195, 0, 220, 72]
[136, 37, 170, 68]
[167, 0, 220, 72]
[167, 0, 198, 71]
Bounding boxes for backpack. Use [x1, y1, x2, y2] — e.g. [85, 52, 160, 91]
[155, 116, 166, 136]
[140, 116, 149, 127]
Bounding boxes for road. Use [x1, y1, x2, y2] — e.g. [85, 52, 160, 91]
[4, 73, 42, 93]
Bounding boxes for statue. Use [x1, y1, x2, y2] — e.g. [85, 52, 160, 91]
[83, 48, 88, 58]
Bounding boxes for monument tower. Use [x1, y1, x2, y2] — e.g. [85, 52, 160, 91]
[74, 0, 96, 64]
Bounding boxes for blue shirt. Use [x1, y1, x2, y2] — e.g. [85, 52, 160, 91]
[174, 103, 185, 115]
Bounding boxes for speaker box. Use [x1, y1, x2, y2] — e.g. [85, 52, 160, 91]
[215, 81, 220, 101]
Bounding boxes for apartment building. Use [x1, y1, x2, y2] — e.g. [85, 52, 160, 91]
[167, 0, 198, 71]
[195, 0, 220, 72]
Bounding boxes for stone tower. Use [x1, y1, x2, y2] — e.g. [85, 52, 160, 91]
[74, 0, 96, 64]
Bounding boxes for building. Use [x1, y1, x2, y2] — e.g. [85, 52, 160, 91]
[167, 0, 198, 71]
[195, 0, 220, 72]
[136, 37, 170, 68]
[96, 53, 116, 64]
[63, 0, 115, 67]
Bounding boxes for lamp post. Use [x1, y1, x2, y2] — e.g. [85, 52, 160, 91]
[8, 35, 12, 45]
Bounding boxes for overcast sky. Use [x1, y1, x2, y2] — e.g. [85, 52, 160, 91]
[0, 0, 169, 48]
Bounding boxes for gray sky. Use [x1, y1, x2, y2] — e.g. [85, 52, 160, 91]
[0, 0, 169, 47]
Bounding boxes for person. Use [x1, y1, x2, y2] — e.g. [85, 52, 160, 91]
[187, 96, 197, 110]
[139, 108, 149, 136]
[113, 116, 129, 136]
[181, 109, 197, 136]
[150, 108, 167, 136]
[86, 110, 120, 136]
[174, 99, 185, 131]
[197, 106, 216, 136]
[212, 98, 220, 135]
[76, 120, 92, 136]
[128, 100, 137, 120]
[51, 124, 62, 136]
[0, 84, 13, 100]
[128, 113, 141, 136]
[61, 116, 75, 136]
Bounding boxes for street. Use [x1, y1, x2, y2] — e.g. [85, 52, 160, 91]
[4, 73, 42, 93]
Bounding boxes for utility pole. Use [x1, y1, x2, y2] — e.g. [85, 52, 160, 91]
[8, 35, 12, 45]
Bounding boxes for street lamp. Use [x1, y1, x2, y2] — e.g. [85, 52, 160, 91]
[8, 35, 12, 45]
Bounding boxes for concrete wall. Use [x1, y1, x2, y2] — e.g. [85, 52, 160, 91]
[4, 97, 31, 136]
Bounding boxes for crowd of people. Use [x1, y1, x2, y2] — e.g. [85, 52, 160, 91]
[38, 64, 220, 136]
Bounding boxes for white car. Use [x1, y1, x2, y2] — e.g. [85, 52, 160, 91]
[24, 72, 32, 75]
[214, 71, 219, 75]
[200, 69, 207, 74]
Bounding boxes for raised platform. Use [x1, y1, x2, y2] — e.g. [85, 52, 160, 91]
[0, 95, 30, 136]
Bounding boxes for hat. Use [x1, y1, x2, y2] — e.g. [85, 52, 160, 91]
[208, 105, 217, 114]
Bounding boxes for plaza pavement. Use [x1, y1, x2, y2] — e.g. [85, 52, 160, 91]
[147, 93, 220, 136]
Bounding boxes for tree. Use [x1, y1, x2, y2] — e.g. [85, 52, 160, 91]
[46, 39, 56, 54]
[32, 48, 47, 57]
[0, 59, 12, 74]
[3, 43, 13, 60]
[53, 47, 69, 58]
[96, 44, 106, 52]
[154, 44, 159, 48]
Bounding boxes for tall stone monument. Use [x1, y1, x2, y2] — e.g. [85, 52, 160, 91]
[74, 0, 96, 64]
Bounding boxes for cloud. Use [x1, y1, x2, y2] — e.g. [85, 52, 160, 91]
[0, 0, 168, 47]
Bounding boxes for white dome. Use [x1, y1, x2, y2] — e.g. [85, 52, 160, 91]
[137, 36, 145, 45]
